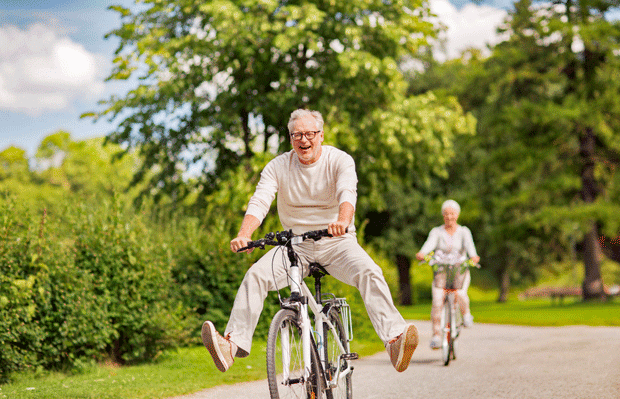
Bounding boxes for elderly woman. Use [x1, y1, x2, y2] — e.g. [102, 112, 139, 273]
[415, 199, 480, 350]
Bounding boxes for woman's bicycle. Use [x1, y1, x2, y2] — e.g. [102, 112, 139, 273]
[239, 229, 357, 399]
[422, 251, 479, 366]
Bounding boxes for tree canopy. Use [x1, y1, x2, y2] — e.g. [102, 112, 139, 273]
[87, 0, 437, 202]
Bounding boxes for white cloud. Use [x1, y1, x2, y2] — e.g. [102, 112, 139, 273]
[430, 0, 508, 62]
[0, 23, 106, 115]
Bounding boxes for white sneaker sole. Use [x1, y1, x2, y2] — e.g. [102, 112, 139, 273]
[395, 324, 419, 372]
[202, 321, 230, 372]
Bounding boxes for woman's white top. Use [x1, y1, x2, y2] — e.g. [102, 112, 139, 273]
[419, 225, 478, 259]
[244, 145, 358, 235]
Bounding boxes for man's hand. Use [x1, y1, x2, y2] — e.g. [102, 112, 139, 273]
[328, 221, 348, 237]
[230, 236, 253, 253]
[329, 202, 354, 237]
[231, 214, 261, 253]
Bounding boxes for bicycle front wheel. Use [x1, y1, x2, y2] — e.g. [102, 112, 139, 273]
[441, 297, 453, 366]
[452, 301, 463, 361]
[323, 308, 352, 399]
[267, 309, 324, 399]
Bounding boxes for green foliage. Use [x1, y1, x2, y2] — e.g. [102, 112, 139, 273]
[164, 215, 283, 341]
[0, 195, 185, 381]
[406, 0, 620, 298]
[71, 198, 182, 364]
[0, 200, 45, 380]
[0, 199, 109, 382]
[88, 0, 436, 200]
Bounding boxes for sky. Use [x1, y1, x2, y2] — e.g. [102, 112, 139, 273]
[0, 0, 512, 158]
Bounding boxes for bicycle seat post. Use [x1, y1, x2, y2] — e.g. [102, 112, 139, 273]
[309, 262, 328, 305]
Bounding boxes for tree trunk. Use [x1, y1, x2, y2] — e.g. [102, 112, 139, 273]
[582, 222, 605, 300]
[498, 266, 510, 303]
[240, 109, 253, 158]
[395, 254, 412, 306]
[580, 127, 605, 300]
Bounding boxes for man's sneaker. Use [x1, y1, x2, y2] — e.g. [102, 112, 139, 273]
[430, 334, 442, 350]
[464, 313, 474, 328]
[386, 324, 419, 372]
[201, 321, 236, 372]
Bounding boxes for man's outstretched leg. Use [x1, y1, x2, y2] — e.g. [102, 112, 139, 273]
[202, 321, 238, 372]
[320, 236, 419, 372]
[202, 248, 288, 371]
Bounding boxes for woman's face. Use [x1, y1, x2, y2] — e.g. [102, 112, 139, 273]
[443, 207, 459, 227]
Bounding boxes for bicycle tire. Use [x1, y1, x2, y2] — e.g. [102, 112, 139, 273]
[267, 309, 324, 399]
[452, 300, 463, 361]
[441, 296, 452, 366]
[323, 307, 352, 399]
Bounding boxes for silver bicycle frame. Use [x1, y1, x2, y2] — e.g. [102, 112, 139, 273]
[284, 240, 353, 390]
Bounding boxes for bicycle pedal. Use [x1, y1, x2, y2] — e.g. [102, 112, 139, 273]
[342, 352, 359, 360]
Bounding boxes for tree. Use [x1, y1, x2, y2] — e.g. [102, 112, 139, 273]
[33, 131, 143, 200]
[404, 0, 620, 301]
[0, 146, 31, 186]
[346, 92, 476, 304]
[490, 0, 620, 300]
[86, 0, 436, 203]
[459, 0, 620, 300]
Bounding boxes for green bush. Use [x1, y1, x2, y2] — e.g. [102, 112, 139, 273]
[0, 196, 187, 381]
[0, 200, 109, 380]
[166, 216, 282, 343]
[0, 200, 46, 381]
[71, 199, 182, 364]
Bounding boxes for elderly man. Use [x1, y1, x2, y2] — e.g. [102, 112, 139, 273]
[202, 108, 419, 373]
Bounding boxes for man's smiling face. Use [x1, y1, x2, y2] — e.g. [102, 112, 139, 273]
[290, 115, 324, 165]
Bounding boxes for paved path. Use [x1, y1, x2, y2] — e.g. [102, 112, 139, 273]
[172, 320, 620, 399]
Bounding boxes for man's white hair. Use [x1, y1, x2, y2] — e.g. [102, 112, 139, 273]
[441, 199, 461, 215]
[287, 109, 324, 133]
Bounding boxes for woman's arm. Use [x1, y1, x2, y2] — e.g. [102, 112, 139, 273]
[416, 227, 440, 260]
[462, 226, 480, 263]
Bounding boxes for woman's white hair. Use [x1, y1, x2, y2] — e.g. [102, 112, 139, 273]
[441, 199, 461, 215]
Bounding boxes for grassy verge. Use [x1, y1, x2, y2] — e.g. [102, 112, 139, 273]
[0, 339, 385, 399]
[398, 297, 620, 326]
[3, 297, 619, 399]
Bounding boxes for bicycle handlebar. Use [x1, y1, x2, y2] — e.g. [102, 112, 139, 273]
[421, 251, 480, 269]
[237, 228, 335, 252]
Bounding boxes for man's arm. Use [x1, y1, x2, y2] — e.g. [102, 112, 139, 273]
[328, 201, 354, 237]
[230, 214, 261, 253]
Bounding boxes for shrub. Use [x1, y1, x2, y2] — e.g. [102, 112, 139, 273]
[0, 195, 186, 382]
[71, 199, 182, 364]
[166, 216, 282, 343]
[0, 200, 45, 381]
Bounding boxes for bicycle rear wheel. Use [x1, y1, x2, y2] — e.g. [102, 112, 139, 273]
[267, 309, 324, 399]
[323, 308, 352, 399]
[441, 297, 454, 366]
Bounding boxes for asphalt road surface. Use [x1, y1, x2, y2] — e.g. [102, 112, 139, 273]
[172, 320, 620, 399]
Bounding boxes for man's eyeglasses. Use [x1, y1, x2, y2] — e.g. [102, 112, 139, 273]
[290, 131, 320, 141]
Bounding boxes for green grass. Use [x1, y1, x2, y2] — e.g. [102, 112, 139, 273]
[3, 297, 619, 399]
[398, 297, 620, 326]
[0, 339, 385, 399]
